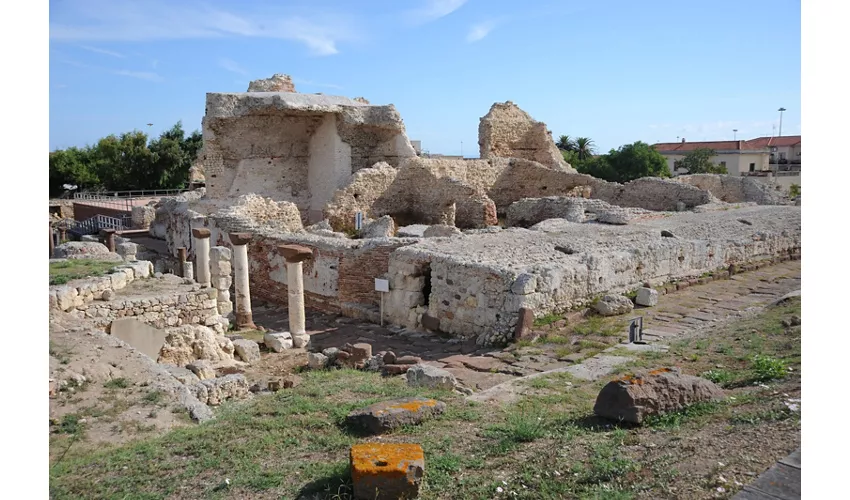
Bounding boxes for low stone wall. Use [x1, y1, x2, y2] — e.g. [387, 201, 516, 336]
[78, 288, 220, 331]
[50, 261, 154, 311]
[676, 174, 788, 205]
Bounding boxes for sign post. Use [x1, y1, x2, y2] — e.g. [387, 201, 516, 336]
[355, 212, 363, 231]
[375, 278, 389, 326]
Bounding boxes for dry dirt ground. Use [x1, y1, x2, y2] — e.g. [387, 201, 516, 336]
[49, 261, 801, 500]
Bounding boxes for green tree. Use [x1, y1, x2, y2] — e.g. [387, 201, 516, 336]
[574, 137, 596, 161]
[673, 148, 727, 174]
[556, 135, 576, 151]
[48, 121, 202, 197]
[788, 183, 800, 198]
[578, 141, 669, 183]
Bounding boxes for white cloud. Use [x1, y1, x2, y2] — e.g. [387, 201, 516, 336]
[113, 70, 164, 82]
[79, 45, 125, 58]
[219, 58, 248, 76]
[50, 0, 358, 56]
[405, 0, 468, 25]
[466, 20, 498, 42]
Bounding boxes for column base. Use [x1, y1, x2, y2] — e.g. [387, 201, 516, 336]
[235, 312, 256, 331]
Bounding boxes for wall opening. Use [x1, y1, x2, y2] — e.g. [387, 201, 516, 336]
[421, 264, 432, 307]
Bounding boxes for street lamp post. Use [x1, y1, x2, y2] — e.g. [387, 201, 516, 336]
[778, 108, 786, 137]
[733, 129, 738, 140]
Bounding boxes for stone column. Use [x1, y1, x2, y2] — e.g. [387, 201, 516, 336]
[229, 232, 255, 330]
[192, 228, 212, 288]
[279, 244, 313, 347]
[101, 229, 116, 252]
[210, 246, 233, 317]
[49, 223, 55, 258]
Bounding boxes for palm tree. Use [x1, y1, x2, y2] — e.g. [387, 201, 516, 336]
[574, 137, 596, 160]
[556, 135, 576, 151]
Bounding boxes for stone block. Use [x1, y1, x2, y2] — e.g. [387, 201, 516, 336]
[233, 339, 261, 363]
[264, 332, 293, 352]
[186, 359, 216, 380]
[635, 287, 658, 307]
[351, 343, 373, 364]
[308, 352, 329, 370]
[514, 307, 534, 340]
[406, 365, 457, 390]
[593, 367, 725, 424]
[350, 443, 425, 500]
[594, 295, 634, 316]
[292, 333, 311, 349]
[346, 397, 446, 435]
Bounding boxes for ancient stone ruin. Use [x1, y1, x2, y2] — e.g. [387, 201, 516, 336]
[141, 74, 801, 348]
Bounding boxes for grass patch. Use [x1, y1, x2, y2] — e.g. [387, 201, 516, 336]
[56, 414, 84, 435]
[573, 316, 625, 337]
[485, 405, 548, 453]
[534, 313, 563, 327]
[103, 377, 131, 390]
[49, 260, 118, 285]
[644, 401, 723, 429]
[143, 390, 165, 405]
[750, 354, 788, 383]
[701, 369, 734, 386]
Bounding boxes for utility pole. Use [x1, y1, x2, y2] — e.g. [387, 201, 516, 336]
[733, 129, 738, 140]
[460, 141, 463, 157]
[778, 107, 786, 137]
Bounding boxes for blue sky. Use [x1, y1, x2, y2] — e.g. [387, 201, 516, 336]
[49, 0, 801, 156]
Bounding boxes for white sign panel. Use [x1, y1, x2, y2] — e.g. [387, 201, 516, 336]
[374, 278, 389, 293]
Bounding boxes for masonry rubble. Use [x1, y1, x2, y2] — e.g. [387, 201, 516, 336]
[209, 246, 233, 317]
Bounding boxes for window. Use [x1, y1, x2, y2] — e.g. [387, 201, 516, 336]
[779, 152, 787, 160]
[719, 161, 727, 169]
[749, 163, 756, 172]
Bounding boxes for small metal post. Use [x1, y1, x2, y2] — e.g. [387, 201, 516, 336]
[380, 291, 384, 327]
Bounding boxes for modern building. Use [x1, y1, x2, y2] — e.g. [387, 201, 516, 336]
[652, 139, 771, 176]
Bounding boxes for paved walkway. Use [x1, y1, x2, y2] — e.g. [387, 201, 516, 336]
[252, 260, 801, 393]
[732, 448, 800, 499]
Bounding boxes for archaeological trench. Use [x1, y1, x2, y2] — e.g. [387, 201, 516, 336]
[49, 74, 801, 425]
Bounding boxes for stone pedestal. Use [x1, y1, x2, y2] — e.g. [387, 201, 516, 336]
[177, 247, 187, 277]
[210, 246, 233, 317]
[230, 233, 255, 330]
[279, 244, 313, 346]
[192, 228, 212, 288]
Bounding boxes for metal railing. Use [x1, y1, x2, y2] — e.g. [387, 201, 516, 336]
[74, 188, 189, 200]
[67, 214, 131, 237]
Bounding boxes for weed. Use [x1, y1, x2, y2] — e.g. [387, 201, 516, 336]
[644, 401, 722, 429]
[750, 355, 788, 382]
[143, 390, 165, 405]
[702, 369, 734, 386]
[485, 406, 548, 452]
[104, 377, 131, 389]
[57, 414, 83, 435]
[534, 313, 562, 327]
[529, 378, 552, 389]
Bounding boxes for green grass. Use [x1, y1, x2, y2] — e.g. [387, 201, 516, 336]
[750, 355, 788, 383]
[573, 316, 625, 337]
[534, 313, 563, 327]
[49, 259, 119, 285]
[701, 369, 734, 386]
[57, 414, 84, 435]
[103, 377, 131, 389]
[644, 401, 724, 429]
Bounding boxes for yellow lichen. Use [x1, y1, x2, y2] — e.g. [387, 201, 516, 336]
[350, 443, 424, 484]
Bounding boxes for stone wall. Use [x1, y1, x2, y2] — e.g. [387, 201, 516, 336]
[592, 177, 715, 211]
[382, 206, 802, 345]
[247, 73, 296, 92]
[676, 174, 788, 205]
[50, 261, 154, 312]
[78, 288, 220, 331]
[201, 92, 417, 223]
[505, 196, 658, 227]
[478, 101, 575, 172]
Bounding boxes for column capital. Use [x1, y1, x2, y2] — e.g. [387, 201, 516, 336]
[192, 227, 211, 239]
[229, 232, 252, 246]
[278, 244, 313, 263]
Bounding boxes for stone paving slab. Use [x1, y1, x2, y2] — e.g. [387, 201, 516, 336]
[732, 448, 800, 500]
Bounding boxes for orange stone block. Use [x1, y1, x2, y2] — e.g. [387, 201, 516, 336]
[351, 443, 424, 499]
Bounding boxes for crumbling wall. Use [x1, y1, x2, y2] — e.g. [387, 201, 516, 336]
[488, 159, 597, 212]
[505, 196, 658, 227]
[478, 101, 575, 172]
[247, 73, 296, 92]
[201, 93, 416, 216]
[323, 162, 398, 231]
[592, 177, 715, 211]
[382, 206, 801, 345]
[676, 174, 788, 205]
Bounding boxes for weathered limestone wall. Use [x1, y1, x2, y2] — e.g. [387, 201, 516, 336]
[487, 160, 598, 211]
[201, 93, 417, 213]
[78, 288, 220, 331]
[505, 196, 658, 227]
[247, 73, 296, 92]
[676, 174, 788, 205]
[382, 206, 801, 345]
[478, 101, 575, 172]
[323, 162, 398, 231]
[592, 177, 715, 211]
[307, 114, 353, 221]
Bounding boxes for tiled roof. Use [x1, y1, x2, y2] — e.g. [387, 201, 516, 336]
[746, 135, 801, 148]
[652, 140, 763, 152]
